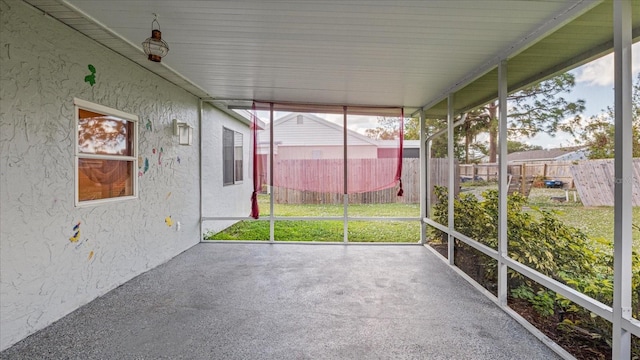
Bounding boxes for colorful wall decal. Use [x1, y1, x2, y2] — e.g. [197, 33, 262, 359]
[165, 216, 173, 227]
[158, 147, 164, 165]
[177, 156, 181, 164]
[152, 148, 156, 154]
[144, 158, 149, 173]
[166, 192, 172, 199]
[145, 119, 152, 131]
[69, 222, 81, 243]
[84, 64, 96, 86]
[88, 251, 94, 261]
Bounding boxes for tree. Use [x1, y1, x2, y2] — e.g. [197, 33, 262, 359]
[581, 73, 640, 159]
[508, 73, 585, 138]
[366, 72, 584, 164]
[462, 108, 493, 163]
[462, 73, 585, 163]
[424, 116, 467, 161]
[404, 117, 420, 140]
[366, 115, 467, 160]
[507, 140, 543, 154]
[365, 116, 419, 140]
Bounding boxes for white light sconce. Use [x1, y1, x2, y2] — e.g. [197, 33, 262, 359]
[173, 119, 193, 146]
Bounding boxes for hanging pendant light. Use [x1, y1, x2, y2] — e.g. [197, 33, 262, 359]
[142, 13, 169, 62]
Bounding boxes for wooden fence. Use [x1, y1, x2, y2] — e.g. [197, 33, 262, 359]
[570, 159, 640, 207]
[460, 161, 576, 187]
[271, 158, 458, 204]
[269, 158, 639, 205]
[459, 163, 499, 182]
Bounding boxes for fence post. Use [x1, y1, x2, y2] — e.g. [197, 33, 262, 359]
[521, 163, 526, 194]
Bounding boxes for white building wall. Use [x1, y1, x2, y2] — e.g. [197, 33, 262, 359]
[201, 105, 253, 230]
[273, 115, 377, 147]
[0, 0, 246, 350]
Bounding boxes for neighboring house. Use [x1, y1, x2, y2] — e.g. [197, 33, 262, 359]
[258, 113, 417, 160]
[378, 139, 420, 158]
[507, 146, 589, 163]
[258, 113, 381, 160]
[254, 113, 409, 195]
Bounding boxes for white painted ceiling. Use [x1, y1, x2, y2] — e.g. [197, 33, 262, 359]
[24, 0, 631, 114]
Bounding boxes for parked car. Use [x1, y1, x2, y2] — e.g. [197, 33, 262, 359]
[544, 179, 564, 188]
[460, 176, 483, 183]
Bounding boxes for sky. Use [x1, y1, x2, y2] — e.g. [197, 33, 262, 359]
[254, 43, 640, 150]
[525, 42, 640, 148]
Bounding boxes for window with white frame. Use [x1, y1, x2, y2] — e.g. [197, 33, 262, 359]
[223, 127, 243, 185]
[74, 98, 138, 205]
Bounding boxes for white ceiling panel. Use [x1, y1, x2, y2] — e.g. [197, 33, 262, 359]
[25, 0, 602, 111]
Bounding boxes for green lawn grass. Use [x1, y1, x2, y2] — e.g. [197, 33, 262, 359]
[257, 194, 419, 217]
[526, 187, 640, 245]
[205, 190, 640, 245]
[205, 219, 420, 242]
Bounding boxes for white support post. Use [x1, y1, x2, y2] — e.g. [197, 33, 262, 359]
[447, 94, 455, 265]
[612, 0, 633, 358]
[343, 106, 348, 243]
[269, 103, 275, 243]
[198, 99, 204, 242]
[426, 138, 432, 219]
[497, 60, 509, 308]
[420, 110, 427, 244]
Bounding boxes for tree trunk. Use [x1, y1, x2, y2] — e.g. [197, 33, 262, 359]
[464, 123, 471, 164]
[488, 102, 498, 163]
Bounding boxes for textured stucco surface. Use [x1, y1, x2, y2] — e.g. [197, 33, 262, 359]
[0, 0, 246, 350]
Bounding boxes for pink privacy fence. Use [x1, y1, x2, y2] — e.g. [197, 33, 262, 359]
[250, 102, 404, 217]
[263, 158, 457, 205]
[270, 158, 400, 194]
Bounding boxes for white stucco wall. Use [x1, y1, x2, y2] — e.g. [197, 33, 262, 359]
[202, 105, 253, 232]
[0, 0, 243, 350]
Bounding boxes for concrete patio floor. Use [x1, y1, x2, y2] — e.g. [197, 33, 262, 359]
[1, 243, 560, 359]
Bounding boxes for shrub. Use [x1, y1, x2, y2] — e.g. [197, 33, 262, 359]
[430, 186, 640, 357]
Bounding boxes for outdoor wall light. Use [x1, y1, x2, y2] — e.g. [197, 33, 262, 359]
[142, 13, 169, 62]
[173, 119, 193, 146]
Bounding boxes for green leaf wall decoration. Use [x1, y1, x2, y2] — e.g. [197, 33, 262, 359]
[84, 64, 96, 86]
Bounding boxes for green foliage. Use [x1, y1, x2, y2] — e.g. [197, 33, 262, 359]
[424, 117, 467, 161]
[404, 117, 420, 140]
[507, 140, 543, 154]
[431, 185, 640, 354]
[364, 116, 418, 140]
[508, 73, 585, 138]
[581, 73, 640, 159]
[512, 286, 556, 317]
[420, 74, 584, 163]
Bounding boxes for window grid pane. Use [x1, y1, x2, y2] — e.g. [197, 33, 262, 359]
[78, 109, 133, 156]
[223, 128, 234, 185]
[78, 159, 134, 201]
[75, 101, 137, 205]
[235, 132, 243, 182]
